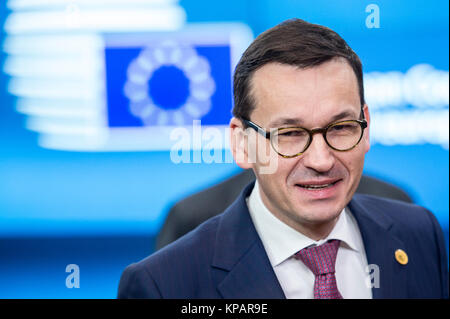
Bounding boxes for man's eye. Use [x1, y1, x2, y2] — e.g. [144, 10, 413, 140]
[278, 129, 307, 137]
[329, 123, 358, 133]
[332, 125, 348, 130]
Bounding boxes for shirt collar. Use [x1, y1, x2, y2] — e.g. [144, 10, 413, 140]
[247, 181, 360, 267]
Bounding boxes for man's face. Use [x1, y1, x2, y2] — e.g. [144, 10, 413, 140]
[231, 59, 370, 238]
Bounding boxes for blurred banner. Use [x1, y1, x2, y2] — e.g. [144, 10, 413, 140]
[3, 0, 252, 151]
[3, 2, 448, 151]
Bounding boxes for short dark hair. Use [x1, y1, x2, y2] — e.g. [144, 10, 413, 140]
[232, 18, 365, 122]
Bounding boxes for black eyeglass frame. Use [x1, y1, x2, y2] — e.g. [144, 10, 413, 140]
[241, 110, 368, 158]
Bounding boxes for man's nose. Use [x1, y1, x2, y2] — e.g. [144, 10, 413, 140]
[301, 134, 336, 172]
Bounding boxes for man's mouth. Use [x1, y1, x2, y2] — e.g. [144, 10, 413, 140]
[295, 180, 341, 190]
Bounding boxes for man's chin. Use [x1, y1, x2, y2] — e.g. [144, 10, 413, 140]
[284, 206, 343, 239]
[291, 200, 345, 225]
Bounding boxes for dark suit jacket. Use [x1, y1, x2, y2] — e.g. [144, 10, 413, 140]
[118, 182, 448, 299]
[156, 170, 413, 250]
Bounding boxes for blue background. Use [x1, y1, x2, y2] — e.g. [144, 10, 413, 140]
[0, 0, 448, 298]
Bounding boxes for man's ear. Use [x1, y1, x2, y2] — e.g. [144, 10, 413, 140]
[362, 104, 370, 153]
[229, 117, 253, 169]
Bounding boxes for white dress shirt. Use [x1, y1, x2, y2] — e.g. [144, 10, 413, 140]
[247, 181, 373, 299]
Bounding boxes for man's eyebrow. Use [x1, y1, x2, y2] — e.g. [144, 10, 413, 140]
[268, 117, 303, 128]
[329, 110, 360, 122]
[268, 109, 360, 128]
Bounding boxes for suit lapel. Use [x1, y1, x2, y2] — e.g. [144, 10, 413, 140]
[216, 239, 286, 298]
[349, 195, 408, 299]
[211, 182, 286, 299]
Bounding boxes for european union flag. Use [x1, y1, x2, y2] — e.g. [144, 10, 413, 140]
[104, 32, 244, 129]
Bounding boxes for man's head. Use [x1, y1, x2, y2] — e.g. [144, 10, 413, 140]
[229, 19, 370, 239]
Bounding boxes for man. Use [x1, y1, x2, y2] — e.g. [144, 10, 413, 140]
[118, 19, 448, 299]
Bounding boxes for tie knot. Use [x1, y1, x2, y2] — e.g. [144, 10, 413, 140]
[295, 239, 340, 275]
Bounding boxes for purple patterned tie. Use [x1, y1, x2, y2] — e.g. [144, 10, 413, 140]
[295, 239, 343, 299]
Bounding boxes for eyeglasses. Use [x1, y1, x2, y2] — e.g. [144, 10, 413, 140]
[242, 117, 368, 158]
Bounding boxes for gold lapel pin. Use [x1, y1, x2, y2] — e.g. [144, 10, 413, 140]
[395, 249, 408, 265]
